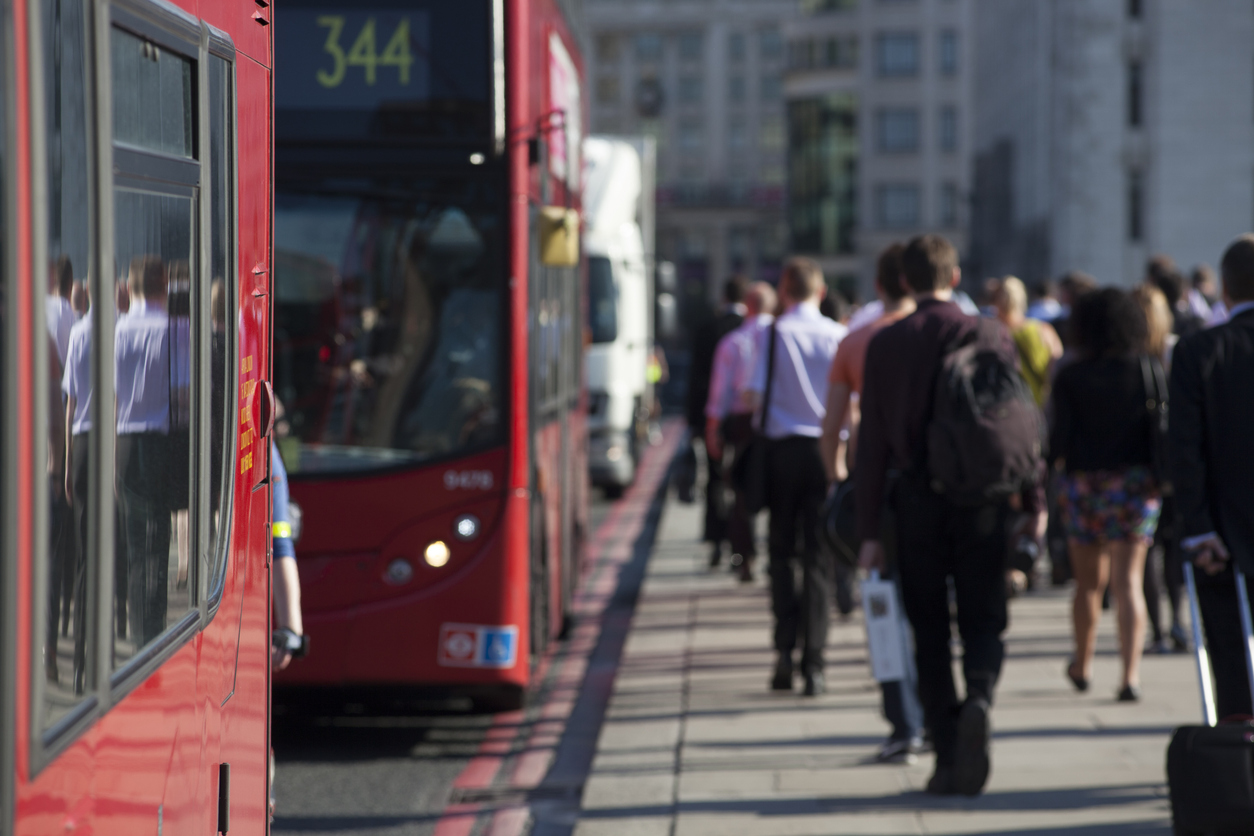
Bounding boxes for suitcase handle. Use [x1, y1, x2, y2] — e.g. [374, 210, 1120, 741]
[1184, 561, 1254, 727]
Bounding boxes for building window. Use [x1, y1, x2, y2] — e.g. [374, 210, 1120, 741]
[876, 108, 919, 153]
[596, 76, 620, 105]
[729, 32, 746, 62]
[939, 105, 958, 152]
[877, 183, 921, 228]
[760, 27, 784, 60]
[801, 0, 858, 11]
[679, 118, 704, 151]
[678, 31, 703, 62]
[826, 36, 859, 69]
[596, 34, 622, 64]
[1128, 60, 1142, 127]
[761, 74, 782, 101]
[679, 75, 704, 105]
[728, 117, 748, 150]
[876, 33, 919, 77]
[1128, 169, 1143, 241]
[635, 32, 663, 62]
[939, 30, 958, 75]
[729, 75, 746, 103]
[789, 39, 816, 71]
[788, 94, 858, 255]
[760, 118, 785, 150]
[940, 182, 959, 226]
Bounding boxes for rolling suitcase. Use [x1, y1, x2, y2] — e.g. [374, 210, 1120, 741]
[1166, 562, 1254, 836]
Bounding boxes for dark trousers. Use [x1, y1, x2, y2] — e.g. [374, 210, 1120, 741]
[69, 432, 91, 687]
[117, 432, 171, 646]
[895, 477, 1009, 766]
[1195, 560, 1254, 720]
[722, 413, 757, 560]
[45, 478, 73, 671]
[766, 436, 832, 673]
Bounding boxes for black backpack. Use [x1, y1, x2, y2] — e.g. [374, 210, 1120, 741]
[925, 321, 1044, 505]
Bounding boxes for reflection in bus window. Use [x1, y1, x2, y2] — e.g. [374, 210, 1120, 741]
[112, 188, 196, 667]
[41, 0, 94, 726]
[274, 180, 505, 474]
[588, 256, 618, 344]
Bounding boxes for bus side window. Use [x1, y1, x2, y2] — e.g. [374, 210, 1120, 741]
[40, 0, 96, 729]
[110, 25, 199, 668]
[206, 53, 235, 602]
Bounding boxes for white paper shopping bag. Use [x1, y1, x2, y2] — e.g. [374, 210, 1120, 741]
[863, 570, 908, 683]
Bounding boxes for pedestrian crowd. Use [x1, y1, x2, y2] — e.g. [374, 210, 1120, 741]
[689, 233, 1254, 798]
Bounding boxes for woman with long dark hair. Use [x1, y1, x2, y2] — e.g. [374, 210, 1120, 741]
[1050, 288, 1165, 701]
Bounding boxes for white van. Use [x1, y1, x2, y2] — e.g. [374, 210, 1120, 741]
[583, 137, 651, 496]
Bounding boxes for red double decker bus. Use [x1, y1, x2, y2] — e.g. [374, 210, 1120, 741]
[3, 0, 274, 832]
[272, 0, 588, 707]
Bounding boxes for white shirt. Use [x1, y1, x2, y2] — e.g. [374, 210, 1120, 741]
[747, 302, 846, 439]
[1027, 297, 1063, 322]
[846, 299, 883, 334]
[62, 315, 93, 435]
[115, 299, 171, 434]
[705, 314, 773, 420]
[46, 294, 74, 367]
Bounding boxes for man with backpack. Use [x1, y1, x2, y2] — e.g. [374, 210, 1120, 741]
[856, 235, 1043, 796]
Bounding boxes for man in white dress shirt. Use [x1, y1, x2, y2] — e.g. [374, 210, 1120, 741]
[744, 258, 846, 695]
[115, 255, 173, 646]
[705, 281, 776, 582]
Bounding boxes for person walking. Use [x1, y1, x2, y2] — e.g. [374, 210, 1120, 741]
[856, 234, 1035, 797]
[744, 258, 845, 696]
[992, 276, 1062, 408]
[685, 276, 748, 566]
[1050, 288, 1164, 702]
[1132, 284, 1188, 654]
[1169, 234, 1254, 721]
[705, 281, 776, 582]
[819, 243, 925, 763]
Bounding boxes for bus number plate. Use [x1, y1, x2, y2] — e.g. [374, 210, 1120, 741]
[438, 623, 518, 668]
[444, 470, 494, 490]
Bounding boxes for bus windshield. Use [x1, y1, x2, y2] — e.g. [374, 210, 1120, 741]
[274, 174, 505, 474]
[588, 256, 618, 344]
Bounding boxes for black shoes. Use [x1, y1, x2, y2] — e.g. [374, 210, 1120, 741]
[802, 671, 826, 697]
[708, 544, 722, 569]
[1117, 684, 1141, 702]
[770, 657, 794, 691]
[925, 766, 956, 795]
[953, 698, 992, 797]
[1065, 660, 1089, 693]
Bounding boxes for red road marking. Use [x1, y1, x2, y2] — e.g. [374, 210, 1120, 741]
[433, 419, 683, 836]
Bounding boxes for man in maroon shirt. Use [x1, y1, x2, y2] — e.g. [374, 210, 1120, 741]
[856, 235, 1019, 797]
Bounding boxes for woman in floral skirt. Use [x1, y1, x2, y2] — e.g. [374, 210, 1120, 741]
[1050, 288, 1165, 702]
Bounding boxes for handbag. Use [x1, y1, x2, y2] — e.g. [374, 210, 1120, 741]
[862, 570, 911, 683]
[1139, 354, 1170, 493]
[732, 323, 777, 515]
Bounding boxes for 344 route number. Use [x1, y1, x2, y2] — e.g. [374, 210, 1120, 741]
[315, 16, 413, 88]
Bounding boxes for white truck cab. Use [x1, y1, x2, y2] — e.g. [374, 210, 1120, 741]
[583, 137, 650, 496]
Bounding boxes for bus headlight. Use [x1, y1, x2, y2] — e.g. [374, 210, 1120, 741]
[424, 540, 451, 568]
[384, 558, 414, 585]
[454, 514, 481, 541]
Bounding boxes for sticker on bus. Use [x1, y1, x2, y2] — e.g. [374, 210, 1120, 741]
[443, 469, 495, 490]
[438, 623, 519, 668]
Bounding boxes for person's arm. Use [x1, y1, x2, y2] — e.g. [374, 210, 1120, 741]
[1168, 336, 1228, 573]
[272, 556, 303, 670]
[820, 381, 851, 483]
[855, 341, 891, 570]
[1040, 320, 1064, 361]
[739, 325, 769, 415]
[704, 339, 733, 458]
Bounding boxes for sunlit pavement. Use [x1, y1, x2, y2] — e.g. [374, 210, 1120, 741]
[573, 494, 1197, 836]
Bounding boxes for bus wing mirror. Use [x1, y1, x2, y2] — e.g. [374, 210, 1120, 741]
[540, 207, 580, 267]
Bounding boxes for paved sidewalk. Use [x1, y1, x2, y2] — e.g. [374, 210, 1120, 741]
[574, 495, 1199, 835]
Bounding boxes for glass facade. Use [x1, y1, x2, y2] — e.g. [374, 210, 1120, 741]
[788, 94, 858, 255]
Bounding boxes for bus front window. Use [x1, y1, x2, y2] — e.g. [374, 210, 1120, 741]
[275, 179, 504, 473]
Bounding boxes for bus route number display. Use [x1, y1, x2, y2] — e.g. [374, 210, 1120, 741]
[278, 10, 430, 110]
